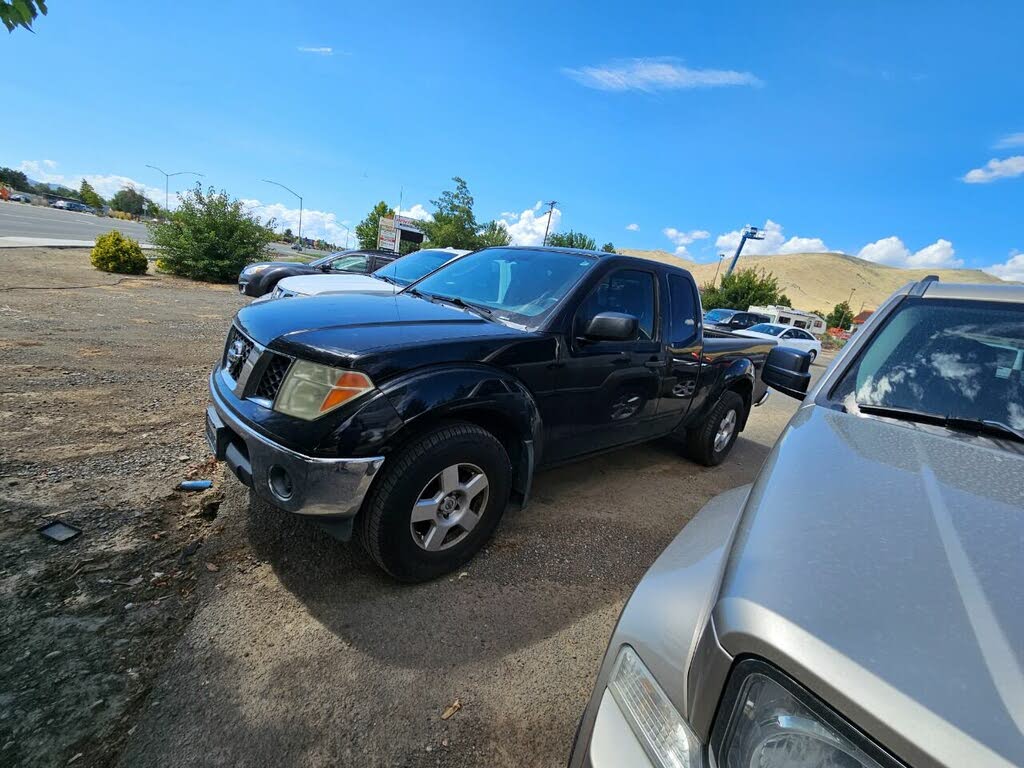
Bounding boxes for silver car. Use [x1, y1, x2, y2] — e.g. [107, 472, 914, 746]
[570, 277, 1024, 768]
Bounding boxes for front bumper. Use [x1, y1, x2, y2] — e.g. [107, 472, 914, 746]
[206, 384, 384, 525]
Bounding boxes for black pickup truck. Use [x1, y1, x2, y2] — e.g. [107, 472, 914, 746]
[207, 247, 793, 581]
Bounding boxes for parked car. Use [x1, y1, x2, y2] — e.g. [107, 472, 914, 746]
[735, 321, 822, 361]
[568, 276, 1024, 768]
[9, 193, 31, 203]
[703, 308, 771, 333]
[206, 247, 777, 581]
[261, 247, 469, 301]
[237, 249, 397, 297]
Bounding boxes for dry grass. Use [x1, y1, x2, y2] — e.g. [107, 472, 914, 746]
[618, 249, 1007, 312]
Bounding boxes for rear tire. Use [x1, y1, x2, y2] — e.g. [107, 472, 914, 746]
[685, 390, 745, 467]
[358, 422, 511, 582]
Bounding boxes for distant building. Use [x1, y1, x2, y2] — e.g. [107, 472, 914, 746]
[852, 310, 874, 326]
[747, 304, 827, 335]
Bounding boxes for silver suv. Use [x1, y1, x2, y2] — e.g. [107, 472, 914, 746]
[570, 278, 1024, 768]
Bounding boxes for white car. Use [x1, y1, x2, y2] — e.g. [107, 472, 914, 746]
[259, 248, 469, 301]
[735, 322, 823, 362]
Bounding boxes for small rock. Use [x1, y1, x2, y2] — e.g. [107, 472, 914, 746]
[441, 738, 449, 748]
[458, 572, 469, 579]
[124, 603, 135, 610]
[44, 650, 61, 660]
[68, 753, 83, 765]
[425, 746, 433, 753]
[91, 699, 104, 709]
[205, 562, 219, 572]
[177, 455, 189, 462]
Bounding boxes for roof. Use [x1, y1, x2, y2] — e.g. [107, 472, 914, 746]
[921, 281, 1024, 302]
[852, 310, 874, 324]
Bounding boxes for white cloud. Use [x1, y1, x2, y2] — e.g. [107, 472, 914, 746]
[962, 155, 1024, 183]
[625, 223, 639, 231]
[563, 57, 762, 92]
[662, 227, 709, 257]
[857, 236, 962, 268]
[995, 133, 1024, 149]
[18, 159, 168, 206]
[397, 203, 432, 222]
[983, 249, 1024, 282]
[499, 201, 561, 246]
[240, 198, 354, 246]
[714, 220, 830, 257]
[298, 46, 333, 55]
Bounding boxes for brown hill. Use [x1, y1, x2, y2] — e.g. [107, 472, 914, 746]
[618, 249, 1006, 313]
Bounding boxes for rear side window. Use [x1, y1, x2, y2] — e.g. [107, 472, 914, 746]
[668, 274, 698, 345]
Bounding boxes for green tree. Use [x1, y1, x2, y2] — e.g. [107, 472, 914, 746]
[110, 187, 151, 216]
[699, 268, 791, 311]
[148, 184, 276, 283]
[476, 220, 511, 247]
[0, 166, 30, 190]
[1, 0, 47, 33]
[546, 230, 597, 250]
[355, 200, 393, 250]
[79, 179, 105, 209]
[282, 227, 294, 242]
[421, 176, 480, 250]
[825, 301, 854, 329]
[601, 242, 616, 253]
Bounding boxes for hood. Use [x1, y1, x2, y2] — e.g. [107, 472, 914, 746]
[235, 292, 546, 381]
[715, 405, 1024, 767]
[245, 261, 317, 272]
[278, 273, 396, 296]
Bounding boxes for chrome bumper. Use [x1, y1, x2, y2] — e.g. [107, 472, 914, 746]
[206, 386, 383, 522]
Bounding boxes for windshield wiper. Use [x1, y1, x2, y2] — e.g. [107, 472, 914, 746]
[855, 404, 1024, 444]
[375, 273, 398, 285]
[430, 294, 493, 317]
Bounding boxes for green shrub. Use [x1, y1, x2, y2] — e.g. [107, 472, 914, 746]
[149, 184, 275, 283]
[91, 230, 148, 275]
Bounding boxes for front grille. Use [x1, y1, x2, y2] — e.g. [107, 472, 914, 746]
[255, 353, 292, 401]
[223, 325, 254, 380]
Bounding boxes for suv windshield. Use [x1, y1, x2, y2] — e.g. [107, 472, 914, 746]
[407, 247, 596, 323]
[705, 309, 736, 323]
[748, 323, 784, 335]
[374, 249, 459, 286]
[830, 297, 1024, 430]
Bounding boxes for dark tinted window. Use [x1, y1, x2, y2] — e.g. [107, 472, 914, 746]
[830, 298, 1024, 430]
[374, 248, 457, 286]
[668, 274, 698, 345]
[578, 269, 657, 340]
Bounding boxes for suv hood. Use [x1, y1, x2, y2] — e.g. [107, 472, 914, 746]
[278, 273, 396, 296]
[235, 292, 546, 381]
[715, 405, 1024, 766]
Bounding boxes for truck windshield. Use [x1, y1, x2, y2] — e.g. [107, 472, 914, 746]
[747, 323, 784, 335]
[829, 298, 1024, 430]
[704, 309, 735, 323]
[407, 248, 596, 322]
[373, 249, 459, 286]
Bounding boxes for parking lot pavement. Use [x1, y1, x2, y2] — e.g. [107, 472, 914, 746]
[0, 200, 153, 244]
[118, 379, 827, 766]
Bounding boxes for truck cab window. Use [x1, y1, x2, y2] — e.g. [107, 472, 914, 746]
[578, 269, 656, 340]
[668, 273, 698, 345]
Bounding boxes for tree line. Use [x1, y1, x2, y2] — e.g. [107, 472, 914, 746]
[0, 166, 162, 217]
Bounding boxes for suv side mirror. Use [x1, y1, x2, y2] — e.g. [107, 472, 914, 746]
[583, 312, 638, 342]
[764, 346, 812, 400]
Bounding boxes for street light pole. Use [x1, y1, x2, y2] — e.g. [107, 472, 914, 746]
[339, 223, 352, 249]
[262, 179, 303, 246]
[145, 165, 203, 212]
[847, 287, 856, 305]
[542, 200, 557, 246]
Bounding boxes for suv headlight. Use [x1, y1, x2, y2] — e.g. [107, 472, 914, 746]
[712, 660, 896, 768]
[273, 360, 374, 420]
[607, 646, 704, 768]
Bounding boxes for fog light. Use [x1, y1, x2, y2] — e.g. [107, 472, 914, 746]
[268, 465, 294, 501]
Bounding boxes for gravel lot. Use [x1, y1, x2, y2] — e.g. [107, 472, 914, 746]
[0, 248, 821, 767]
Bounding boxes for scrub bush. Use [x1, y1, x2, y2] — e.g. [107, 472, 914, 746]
[91, 230, 148, 275]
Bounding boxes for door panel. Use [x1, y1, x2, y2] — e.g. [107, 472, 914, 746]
[657, 273, 702, 428]
[542, 268, 663, 462]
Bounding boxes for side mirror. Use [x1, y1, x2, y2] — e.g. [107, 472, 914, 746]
[583, 312, 638, 342]
[764, 346, 811, 400]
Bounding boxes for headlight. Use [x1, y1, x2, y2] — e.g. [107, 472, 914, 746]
[714, 660, 891, 768]
[273, 360, 374, 420]
[607, 646, 704, 768]
[244, 264, 271, 275]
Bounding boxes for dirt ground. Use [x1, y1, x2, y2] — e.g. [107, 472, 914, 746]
[0, 249, 818, 767]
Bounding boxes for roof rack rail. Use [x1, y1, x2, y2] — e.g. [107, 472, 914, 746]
[909, 274, 940, 297]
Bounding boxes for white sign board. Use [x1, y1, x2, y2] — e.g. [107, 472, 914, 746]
[377, 217, 399, 252]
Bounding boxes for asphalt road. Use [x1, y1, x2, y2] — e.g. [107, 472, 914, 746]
[0, 200, 153, 243]
[117, 363, 831, 767]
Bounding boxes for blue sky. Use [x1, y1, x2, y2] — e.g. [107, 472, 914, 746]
[4, 1, 1023, 278]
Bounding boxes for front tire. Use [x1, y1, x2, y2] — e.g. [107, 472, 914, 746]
[807, 349, 818, 364]
[685, 390, 745, 467]
[358, 422, 511, 582]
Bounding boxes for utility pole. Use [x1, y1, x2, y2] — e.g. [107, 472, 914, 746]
[723, 225, 766, 278]
[145, 165, 203, 212]
[847, 287, 856, 305]
[262, 179, 303, 247]
[711, 253, 728, 285]
[542, 200, 557, 246]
